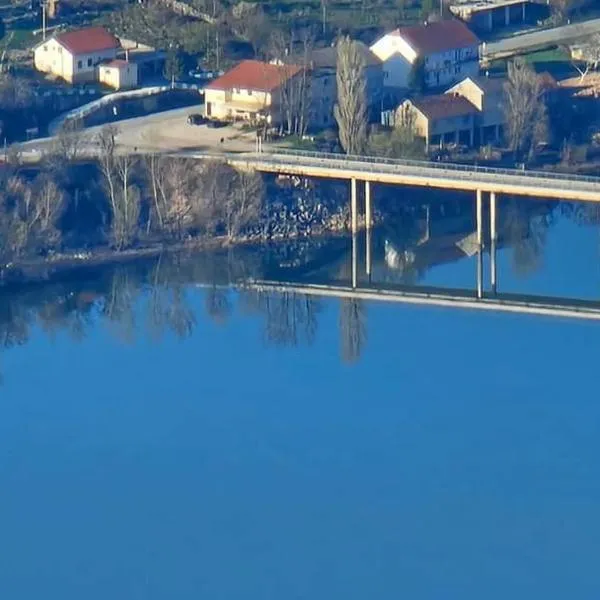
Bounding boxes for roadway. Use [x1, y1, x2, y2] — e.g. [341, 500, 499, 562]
[179, 149, 600, 203]
[18, 104, 263, 159]
[483, 17, 600, 58]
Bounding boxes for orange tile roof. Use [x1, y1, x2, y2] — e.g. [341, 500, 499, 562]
[412, 94, 479, 119]
[56, 27, 120, 55]
[206, 60, 303, 92]
[393, 19, 480, 55]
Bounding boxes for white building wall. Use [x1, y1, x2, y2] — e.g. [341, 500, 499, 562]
[371, 30, 479, 90]
[72, 48, 119, 82]
[34, 39, 73, 81]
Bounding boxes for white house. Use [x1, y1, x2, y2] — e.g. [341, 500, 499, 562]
[34, 26, 120, 84]
[98, 59, 138, 90]
[370, 19, 480, 91]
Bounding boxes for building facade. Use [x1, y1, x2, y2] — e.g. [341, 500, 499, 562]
[204, 60, 304, 125]
[34, 26, 120, 84]
[370, 20, 480, 91]
[98, 59, 138, 90]
[297, 43, 384, 128]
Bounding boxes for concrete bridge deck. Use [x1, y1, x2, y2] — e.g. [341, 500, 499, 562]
[218, 150, 600, 203]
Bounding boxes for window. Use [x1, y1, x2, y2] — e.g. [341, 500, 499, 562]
[43, 45, 48, 51]
[248, 89, 253, 95]
[87, 58, 92, 67]
[58, 47, 62, 54]
[77, 60, 82, 69]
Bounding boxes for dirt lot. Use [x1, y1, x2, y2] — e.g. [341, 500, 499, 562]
[114, 105, 273, 154]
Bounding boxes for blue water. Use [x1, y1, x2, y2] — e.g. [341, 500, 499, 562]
[1, 201, 599, 599]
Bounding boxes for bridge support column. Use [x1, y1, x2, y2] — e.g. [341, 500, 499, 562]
[351, 178, 358, 235]
[490, 191, 497, 294]
[352, 233, 358, 289]
[365, 180, 372, 280]
[476, 189, 483, 299]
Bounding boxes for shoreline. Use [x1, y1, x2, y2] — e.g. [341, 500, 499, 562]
[0, 224, 359, 289]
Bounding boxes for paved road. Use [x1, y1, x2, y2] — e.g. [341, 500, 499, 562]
[198, 149, 600, 202]
[483, 17, 600, 57]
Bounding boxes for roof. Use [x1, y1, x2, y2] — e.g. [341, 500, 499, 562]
[54, 27, 120, 55]
[449, 0, 527, 13]
[206, 60, 303, 92]
[103, 59, 134, 69]
[410, 94, 479, 119]
[453, 75, 505, 95]
[304, 42, 381, 69]
[392, 19, 480, 55]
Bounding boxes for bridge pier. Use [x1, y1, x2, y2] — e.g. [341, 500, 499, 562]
[476, 189, 483, 299]
[365, 181, 372, 280]
[490, 191, 497, 294]
[351, 178, 358, 235]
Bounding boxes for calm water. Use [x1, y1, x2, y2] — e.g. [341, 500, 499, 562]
[1, 195, 600, 599]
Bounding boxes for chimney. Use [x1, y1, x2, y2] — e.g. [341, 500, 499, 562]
[125, 48, 130, 62]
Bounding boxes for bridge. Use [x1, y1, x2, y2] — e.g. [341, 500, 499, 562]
[205, 149, 600, 203]
[239, 280, 600, 322]
[178, 148, 600, 298]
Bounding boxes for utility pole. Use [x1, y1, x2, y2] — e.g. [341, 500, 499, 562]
[42, 0, 47, 41]
[215, 28, 220, 72]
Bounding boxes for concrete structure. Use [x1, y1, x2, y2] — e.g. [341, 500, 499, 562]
[33, 26, 120, 83]
[449, 0, 532, 32]
[370, 20, 480, 91]
[98, 59, 138, 90]
[204, 60, 303, 125]
[482, 17, 600, 60]
[204, 149, 600, 202]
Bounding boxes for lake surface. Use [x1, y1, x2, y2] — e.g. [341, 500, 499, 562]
[1, 194, 600, 599]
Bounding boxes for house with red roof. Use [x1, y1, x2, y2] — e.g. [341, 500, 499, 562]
[370, 19, 480, 91]
[33, 26, 121, 84]
[204, 59, 305, 125]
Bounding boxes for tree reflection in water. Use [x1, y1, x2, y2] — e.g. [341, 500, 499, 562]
[503, 199, 552, 278]
[339, 298, 367, 364]
[0, 195, 591, 382]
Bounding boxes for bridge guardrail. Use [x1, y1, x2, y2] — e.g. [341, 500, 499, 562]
[265, 148, 600, 188]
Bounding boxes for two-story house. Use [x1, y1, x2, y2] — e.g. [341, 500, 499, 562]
[34, 26, 121, 84]
[296, 42, 384, 128]
[446, 75, 505, 144]
[397, 94, 479, 149]
[370, 19, 480, 91]
[204, 60, 304, 126]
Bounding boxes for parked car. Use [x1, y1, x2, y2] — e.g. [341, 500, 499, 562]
[187, 113, 206, 126]
[206, 119, 228, 129]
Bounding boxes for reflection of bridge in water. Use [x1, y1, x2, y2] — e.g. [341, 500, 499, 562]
[241, 281, 600, 322]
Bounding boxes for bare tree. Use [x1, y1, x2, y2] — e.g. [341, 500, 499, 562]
[96, 125, 140, 248]
[223, 169, 264, 240]
[503, 58, 549, 159]
[570, 35, 600, 82]
[46, 118, 85, 166]
[113, 154, 141, 249]
[334, 36, 368, 155]
[270, 30, 313, 136]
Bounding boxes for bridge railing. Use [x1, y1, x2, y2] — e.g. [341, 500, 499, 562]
[263, 148, 600, 188]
